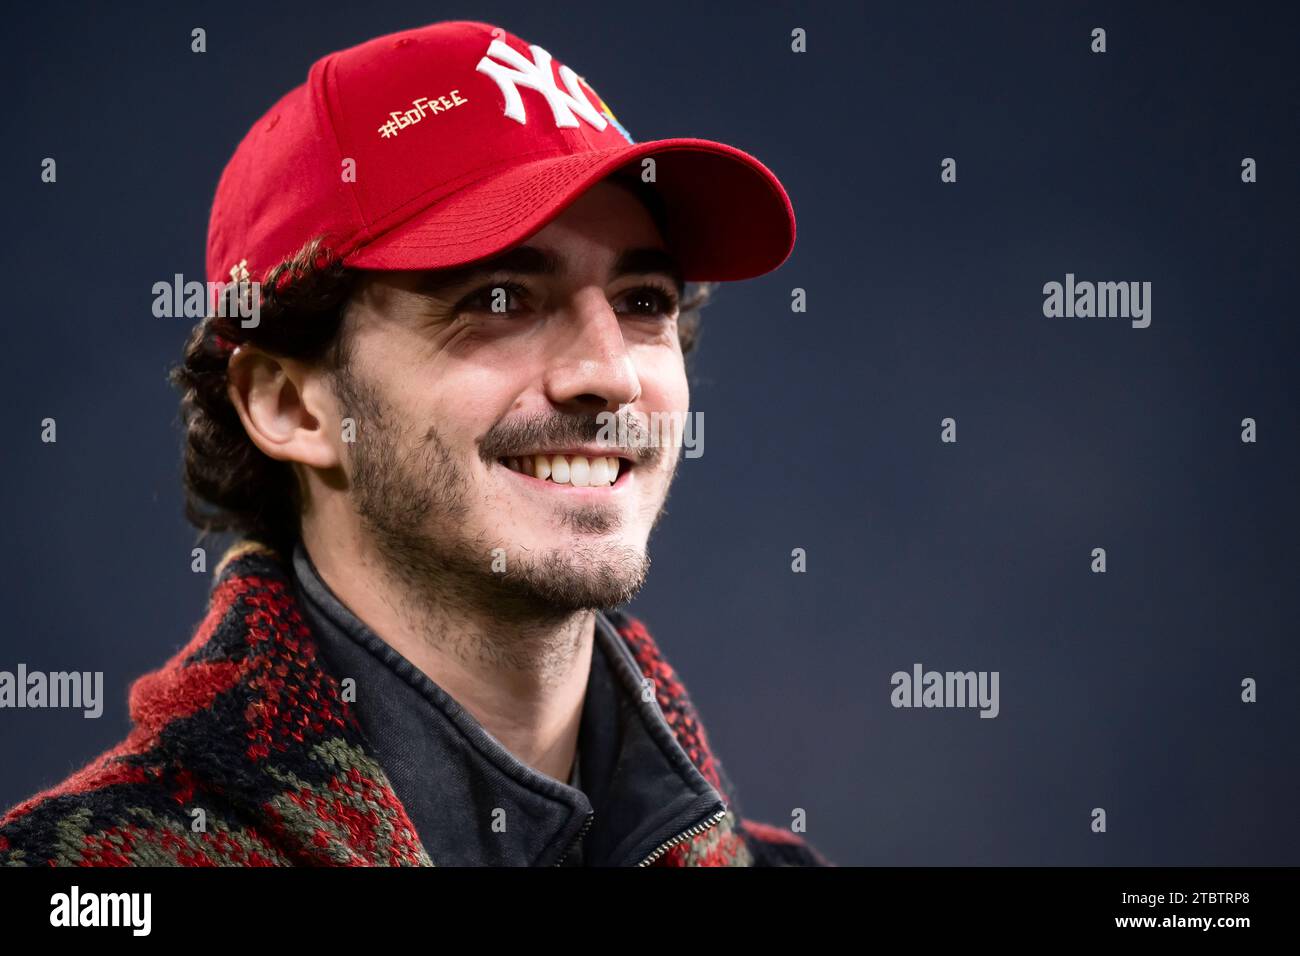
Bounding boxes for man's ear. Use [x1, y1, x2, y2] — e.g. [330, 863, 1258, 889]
[226, 346, 341, 470]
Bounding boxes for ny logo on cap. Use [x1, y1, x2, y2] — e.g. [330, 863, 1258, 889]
[476, 38, 609, 133]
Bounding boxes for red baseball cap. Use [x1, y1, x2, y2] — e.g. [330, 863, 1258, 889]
[206, 20, 796, 288]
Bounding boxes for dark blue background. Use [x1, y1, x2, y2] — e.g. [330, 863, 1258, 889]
[2, 1, 1296, 865]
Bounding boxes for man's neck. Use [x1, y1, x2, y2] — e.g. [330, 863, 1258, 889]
[300, 525, 593, 784]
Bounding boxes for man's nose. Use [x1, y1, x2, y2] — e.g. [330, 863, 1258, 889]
[543, 291, 642, 413]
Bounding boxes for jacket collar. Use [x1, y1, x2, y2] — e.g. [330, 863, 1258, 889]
[126, 539, 751, 865]
[290, 540, 727, 866]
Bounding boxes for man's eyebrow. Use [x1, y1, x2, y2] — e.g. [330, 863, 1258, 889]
[412, 245, 684, 298]
[612, 248, 684, 296]
[413, 246, 560, 297]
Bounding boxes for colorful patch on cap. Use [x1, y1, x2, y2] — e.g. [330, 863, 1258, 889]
[579, 75, 634, 144]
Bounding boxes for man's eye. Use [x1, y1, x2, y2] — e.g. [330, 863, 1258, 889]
[460, 281, 531, 314]
[618, 284, 679, 317]
[456, 281, 678, 318]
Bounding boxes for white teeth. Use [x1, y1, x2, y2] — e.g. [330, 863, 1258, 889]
[569, 456, 590, 487]
[505, 453, 624, 486]
[550, 455, 570, 484]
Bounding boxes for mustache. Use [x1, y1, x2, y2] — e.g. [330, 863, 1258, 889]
[478, 411, 662, 467]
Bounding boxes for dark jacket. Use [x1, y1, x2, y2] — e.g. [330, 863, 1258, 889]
[0, 540, 830, 866]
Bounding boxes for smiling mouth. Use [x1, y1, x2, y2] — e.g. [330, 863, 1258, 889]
[498, 453, 629, 488]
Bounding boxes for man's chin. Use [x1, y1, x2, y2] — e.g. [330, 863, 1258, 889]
[491, 541, 650, 612]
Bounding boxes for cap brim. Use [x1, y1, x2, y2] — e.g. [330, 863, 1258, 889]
[344, 138, 795, 282]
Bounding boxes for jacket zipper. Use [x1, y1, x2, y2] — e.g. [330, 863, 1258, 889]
[636, 807, 728, 867]
[552, 812, 596, 866]
[554, 806, 729, 867]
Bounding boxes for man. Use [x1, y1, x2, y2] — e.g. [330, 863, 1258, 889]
[0, 20, 829, 866]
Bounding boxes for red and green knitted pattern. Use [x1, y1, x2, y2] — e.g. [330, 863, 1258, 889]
[0, 540, 830, 867]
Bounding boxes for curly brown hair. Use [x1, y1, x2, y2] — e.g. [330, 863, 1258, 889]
[171, 229, 715, 555]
